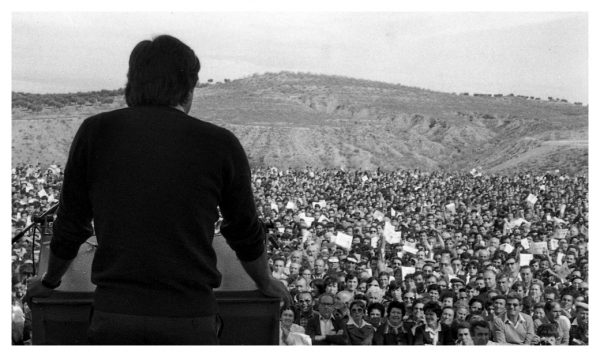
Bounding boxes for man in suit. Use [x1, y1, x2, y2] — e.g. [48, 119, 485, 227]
[306, 293, 347, 344]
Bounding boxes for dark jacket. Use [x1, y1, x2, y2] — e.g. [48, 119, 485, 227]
[412, 323, 454, 345]
[372, 322, 413, 345]
[304, 313, 348, 345]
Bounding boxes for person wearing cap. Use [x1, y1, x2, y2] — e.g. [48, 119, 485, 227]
[569, 302, 588, 345]
[344, 256, 358, 272]
[327, 256, 341, 274]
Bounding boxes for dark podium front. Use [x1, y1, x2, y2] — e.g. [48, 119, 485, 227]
[31, 234, 280, 345]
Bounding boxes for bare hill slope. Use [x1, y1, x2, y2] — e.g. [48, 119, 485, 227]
[12, 72, 588, 174]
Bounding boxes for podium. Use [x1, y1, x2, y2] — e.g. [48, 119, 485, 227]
[31, 234, 280, 345]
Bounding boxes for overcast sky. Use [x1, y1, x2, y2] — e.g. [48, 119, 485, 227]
[12, 11, 588, 103]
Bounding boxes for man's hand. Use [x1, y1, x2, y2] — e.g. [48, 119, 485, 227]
[258, 277, 292, 307]
[22, 276, 54, 307]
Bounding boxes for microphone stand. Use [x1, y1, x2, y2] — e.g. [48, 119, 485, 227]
[12, 203, 59, 276]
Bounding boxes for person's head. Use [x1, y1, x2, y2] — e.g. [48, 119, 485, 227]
[403, 291, 416, 307]
[412, 300, 426, 321]
[533, 302, 546, 321]
[335, 290, 354, 309]
[345, 273, 359, 292]
[366, 286, 384, 304]
[529, 282, 543, 299]
[386, 301, 406, 326]
[280, 306, 296, 328]
[455, 321, 472, 345]
[324, 277, 339, 295]
[125, 35, 200, 111]
[544, 287, 557, 302]
[543, 301, 562, 323]
[511, 281, 525, 298]
[273, 257, 285, 273]
[314, 258, 326, 273]
[367, 302, 385, 324]
[560, 291, 575, 309]
[536, 323, 559, 345]
[317, 293, 335, 318]
[482, 269, 496, 289]
[470, 319, 491, 345]
[289, 262, 301, 276]
[495, 273, 510, 292]
[441, 291, 455, 308]
[441, 306, 455, 325]
[492, 294, 507, 315]
[294, 277, 308, 292]
[574, 302, 589, 326]
[505, 292, 522, 319]
[519, 265, 533, 283]
[290, 250, 303, 264]
[423, 301, 442, 327]
[297, 291, 313, 312]
[349, 300, 366, 323]
[468, 297, 484, 315]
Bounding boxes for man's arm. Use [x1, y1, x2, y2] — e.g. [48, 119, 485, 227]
[23, 251, 73, 305]
[523, 315, 535, 345]
[493, 317, 507, 344]
[219, 132, 290, 306]
[239, 251, 291, 306]
[23, 119, 94, 304]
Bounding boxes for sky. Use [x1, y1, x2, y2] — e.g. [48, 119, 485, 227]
[11, 11, 588, 103]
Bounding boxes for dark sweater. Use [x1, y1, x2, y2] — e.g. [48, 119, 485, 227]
[50, 105, 265, 317]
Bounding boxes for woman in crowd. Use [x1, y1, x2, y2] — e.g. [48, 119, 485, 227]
[343, 300, 375, 345]
[279, 306, 311, 345]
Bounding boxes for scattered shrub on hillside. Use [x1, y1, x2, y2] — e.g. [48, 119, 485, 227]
[11, 88, 124, 112]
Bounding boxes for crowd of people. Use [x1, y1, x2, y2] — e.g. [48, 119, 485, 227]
[12, 164, 589, 345]
[251, 167, 589, 345]
[11, 163, 62, 344]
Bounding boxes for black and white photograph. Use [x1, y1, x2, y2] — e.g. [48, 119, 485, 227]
[7, 1, 593, 349]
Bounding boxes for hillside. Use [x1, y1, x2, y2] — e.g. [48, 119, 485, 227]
[12, 72, 588, 175]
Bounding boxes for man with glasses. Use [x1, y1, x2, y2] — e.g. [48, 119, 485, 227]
[295, 291, 318, 331]
[402, 291, 416, 309]
[492, 292, 535, 344]
[307, 293, 346, 345]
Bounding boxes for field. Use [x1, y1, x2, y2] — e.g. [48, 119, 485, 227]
[12, 72, 588, 174]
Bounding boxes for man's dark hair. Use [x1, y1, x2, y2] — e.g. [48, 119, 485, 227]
[469, 319, 489, 334]
[125, 34, 200, 107]
[387, 300, 406, 316]
[423, 301, 443, 318]
[536, 323, 559, 338]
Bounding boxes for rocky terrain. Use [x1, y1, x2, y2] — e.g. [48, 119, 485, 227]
[12, 72, 588, 175]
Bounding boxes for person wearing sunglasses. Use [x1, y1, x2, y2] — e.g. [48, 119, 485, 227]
[492, 292, 535, 345]
[341, 300, 375, 345]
